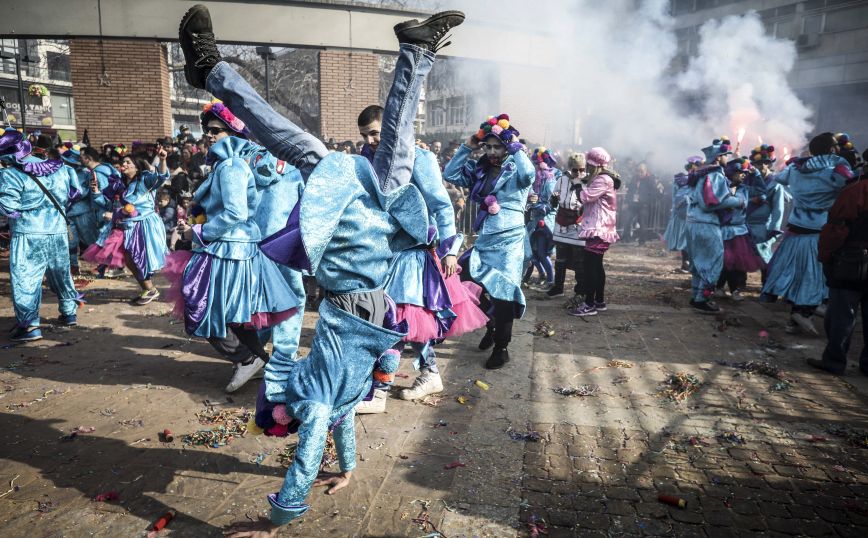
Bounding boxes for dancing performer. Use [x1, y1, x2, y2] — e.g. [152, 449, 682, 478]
[358, 106, 484, 408]
[0, 130, 79, 341]
[685, 138, 744, 313]
[761, 132, 852, 335]
[60, 147, 99, 274]
[164, 101, 301, 386]
[549, 152, 587, 299]
[82, 149, 169, 304]
[522, 147, 558, 290]
[177, 5, 464, 534]
[663, 156, 703, 273]
[746, 145, 790, 279]
[79, 146, 124, 278]
[568, 147, 621, 317]
[717, 158, 765, 300]
[443, 113, 535, 370]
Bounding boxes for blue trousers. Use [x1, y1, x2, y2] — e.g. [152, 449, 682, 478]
[11, 233, 78, 327]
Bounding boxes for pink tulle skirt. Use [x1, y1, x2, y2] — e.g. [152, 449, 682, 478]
[162, 250, 193, 320]
[395, 304, 441, 343]
[81, 229, 126, 268]
[443, 273, 488, 339]
[724, 235, 765, 273]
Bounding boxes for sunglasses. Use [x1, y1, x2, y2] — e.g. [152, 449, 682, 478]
[205, 126, 229, 135]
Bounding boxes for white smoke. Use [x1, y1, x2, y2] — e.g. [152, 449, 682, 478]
[440, 0, 813, 172]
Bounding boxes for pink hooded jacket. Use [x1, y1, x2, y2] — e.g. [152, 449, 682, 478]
[579, 173, 620, 244]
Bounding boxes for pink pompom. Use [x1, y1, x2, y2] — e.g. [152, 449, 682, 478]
[484, 195, 500, 215]
[272, 404, 291, 425]
[487, 117, 497, 126]
[490, 125, 504, 135]
[537, 220, 545, 228]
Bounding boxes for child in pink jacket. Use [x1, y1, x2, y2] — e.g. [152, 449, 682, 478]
[570, 147, 621, 317]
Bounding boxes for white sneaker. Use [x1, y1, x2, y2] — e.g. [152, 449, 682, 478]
[399, 371, 444, 401]
[814, 304, 827, 318]
[791, 313, 819, 336]
[225, 357, 266, 393]
[355, 390, 388, 414]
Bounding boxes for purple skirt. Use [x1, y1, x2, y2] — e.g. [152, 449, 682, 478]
[584, 237, 611, 255]
[724, 235, 765, 273]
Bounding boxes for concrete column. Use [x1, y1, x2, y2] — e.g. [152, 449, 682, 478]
[69, 39, 172, 146]
[318, 50, 379, 142]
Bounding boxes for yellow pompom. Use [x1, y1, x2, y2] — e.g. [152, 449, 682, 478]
[123, 203, 135, 214]
[194, 214, 207, 225]
[246, 417, 264, 435]
[497, 119, 510, 129]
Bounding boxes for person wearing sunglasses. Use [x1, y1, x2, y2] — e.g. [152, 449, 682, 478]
[443, 113, 535, 370]
[163, 101, 301, 394]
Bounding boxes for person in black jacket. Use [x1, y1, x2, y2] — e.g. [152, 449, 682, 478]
[810, 146, 868, 375]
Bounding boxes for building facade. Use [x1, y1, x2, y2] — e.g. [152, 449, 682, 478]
[672, 0, 868, 142]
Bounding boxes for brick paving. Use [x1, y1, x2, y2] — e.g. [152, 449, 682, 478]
[0, 243, 866, 537]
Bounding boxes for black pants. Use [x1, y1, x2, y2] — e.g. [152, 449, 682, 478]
[822, 287, 868, 373]
[460, 254, 518, 349]
[207, 325, 269, 365]
[553, 242, 584, 295]
[582, 249, 606, 305]
[717, 270, 746, 293]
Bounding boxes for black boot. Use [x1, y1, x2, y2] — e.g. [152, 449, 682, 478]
[478, 326, 495, 351]
[178, 4, 221, 89]
[485, 347, 510, 370]
[394, 10, 465, 53]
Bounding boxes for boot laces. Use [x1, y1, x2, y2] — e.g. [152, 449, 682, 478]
[192, 32, 220, 66]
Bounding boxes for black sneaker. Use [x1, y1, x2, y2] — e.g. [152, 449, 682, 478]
[690, 299, 720, 314]
[394, 10, 465, 53]
[485, 347, 510, 370]
[478, 327, 494, 351]
[545, 286, 565, 298]
[178, 4, 221, 89]
[806, 358, 844, 375]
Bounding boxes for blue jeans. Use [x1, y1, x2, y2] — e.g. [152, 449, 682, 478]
[530, 231, 554, 283]
[821, 287, 868, 374]
[205, 43, 433, 194]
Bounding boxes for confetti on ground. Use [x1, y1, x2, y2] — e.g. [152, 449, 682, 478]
[444, 461, 465, 470]
[716, 431, 747, 445]
[507, 428, 541, 442]
[533, 321, 555, 337]
[181, 407, 249, 448]
[6, 388, 70, 411]
[717, 360, 793, 391]
[826, 425, 868, 449]
[553, 384, 600, 397]
[657, 373, 703, 402]
[420, 394, 443, 407]
[92, 491, 119, 502]
[607, 360, 634, 368]
[276, 432, 338, 468]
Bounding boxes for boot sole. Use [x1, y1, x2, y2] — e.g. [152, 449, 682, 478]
[394, 10, 465, 33]
[178, 4, 212, 87]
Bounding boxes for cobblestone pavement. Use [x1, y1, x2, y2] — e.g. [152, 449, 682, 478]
[0, 243, 866, 537]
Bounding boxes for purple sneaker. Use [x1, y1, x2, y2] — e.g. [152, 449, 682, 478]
[594, 301, 607, 311]
[568, 303, 597, 317]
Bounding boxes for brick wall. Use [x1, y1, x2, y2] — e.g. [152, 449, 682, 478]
[318, 50, 379, 142]
[69, 39, 172, 147]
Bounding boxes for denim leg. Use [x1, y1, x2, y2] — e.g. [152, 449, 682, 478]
[374, 44, 434, 194]
[206, 61, 327, 180]
[411, 341, 438, 374]
[534, 235, 554, 283]
[821, 287, 860, 373]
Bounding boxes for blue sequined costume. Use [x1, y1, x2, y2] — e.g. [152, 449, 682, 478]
[685, 165, 744, 302]
[0, 156, 79, 327]
[663, 172, 691, 252]
[761, 155, 851, 306]
[181, 136, 300, 338]
[443, 144, 535, 317]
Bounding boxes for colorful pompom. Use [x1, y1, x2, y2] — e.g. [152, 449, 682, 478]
[272, 404, 291, 425]
[491, 125, 504, 135]
[497, 119, 510, 129]
[487, 117, 497, 126]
